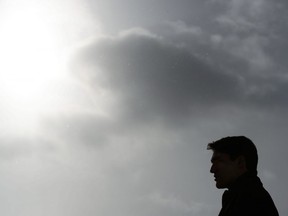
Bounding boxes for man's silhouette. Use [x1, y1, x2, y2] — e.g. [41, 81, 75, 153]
[208, 136, 279, 216]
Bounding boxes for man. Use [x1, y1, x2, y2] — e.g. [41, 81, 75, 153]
[208, 136, 279, 216]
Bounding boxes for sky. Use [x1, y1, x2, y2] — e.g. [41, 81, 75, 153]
[0, 0, 287, 215]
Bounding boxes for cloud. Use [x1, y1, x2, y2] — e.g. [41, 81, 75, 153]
[42, 113, 114, 147]
[211, 0, 288, 74]
[70, 29, 243, 126]
[151, 20, 274, 75]
[214, 0, 266, 29]
[70, 25, 288, 128]
[148, 192, 206, 214]
[163, 20, 203, 36]
[0, 135, 56, 161]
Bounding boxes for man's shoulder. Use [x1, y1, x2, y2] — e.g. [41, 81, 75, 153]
[240, 176, 274, 201]
[242, 183, 273, 201]
[237, 184, 279, 215]
[232, 176, 279, 215]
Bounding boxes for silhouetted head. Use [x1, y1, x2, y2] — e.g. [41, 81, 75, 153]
[207, 136, 258, 188]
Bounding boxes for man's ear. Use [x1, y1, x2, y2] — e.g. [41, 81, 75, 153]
[237, 155, 247, 170]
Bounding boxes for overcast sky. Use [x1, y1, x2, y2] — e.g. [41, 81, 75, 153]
[0, 0, 287, 215]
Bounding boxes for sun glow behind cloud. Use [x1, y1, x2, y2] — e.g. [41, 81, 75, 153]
[0, 0, 97, 135]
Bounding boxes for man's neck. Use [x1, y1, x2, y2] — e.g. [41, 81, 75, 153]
[228, 171, 257, 190]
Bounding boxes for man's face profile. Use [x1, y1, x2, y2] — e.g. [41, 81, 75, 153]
[210, 151, 243, 189]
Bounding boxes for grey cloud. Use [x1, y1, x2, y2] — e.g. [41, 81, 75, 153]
[0, 136, 54, 161]
[245, 76, 288, 109]
[87, 0, 209, 33]
[71, 30, 242, 124]
[71, 0, 288, 125]
[42, 113, 114, 147]
[211, 0, 288, 74]
[72, 27, 288, 122]
[0, 137, 30, 160]
[148, 18, 288, 108]
[148, 21, 255, 76]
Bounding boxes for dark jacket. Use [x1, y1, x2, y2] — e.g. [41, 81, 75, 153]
[219, 172, 279, 216]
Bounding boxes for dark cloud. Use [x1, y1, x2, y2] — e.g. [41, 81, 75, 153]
[71, 27, 288, 126]
[245, 76, 288, 109]
[210, 0, 288, 75]
[71, 31, 243, 125]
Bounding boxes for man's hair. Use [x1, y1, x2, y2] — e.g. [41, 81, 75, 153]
[207, 136, 258, 172]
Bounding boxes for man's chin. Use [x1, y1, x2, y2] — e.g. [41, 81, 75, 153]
[216, 182, 226, 189]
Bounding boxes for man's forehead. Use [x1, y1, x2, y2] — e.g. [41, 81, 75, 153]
[211, 151, 230, 161]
